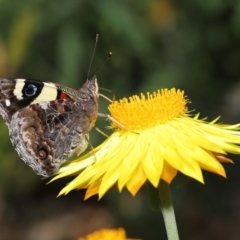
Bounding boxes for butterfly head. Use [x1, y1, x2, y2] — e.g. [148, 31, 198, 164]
[79, 75, 98, 96]
[86, 75, 99, 97]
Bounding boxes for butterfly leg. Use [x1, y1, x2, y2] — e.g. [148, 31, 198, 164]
[98, 113, 138, 134]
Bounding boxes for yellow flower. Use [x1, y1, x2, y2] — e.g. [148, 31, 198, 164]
[53, 88, 240, 199]
[78, 228, 129, 240]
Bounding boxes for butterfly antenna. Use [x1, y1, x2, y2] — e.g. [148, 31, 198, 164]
[87, 34, 99, 81]
[92, 52, 112, 76]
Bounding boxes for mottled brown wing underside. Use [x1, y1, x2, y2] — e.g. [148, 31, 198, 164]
[9, 99, 90, 176]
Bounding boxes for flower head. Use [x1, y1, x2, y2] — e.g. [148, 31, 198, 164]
[53, 88, 240, 199]
[78, 228, 129, 240]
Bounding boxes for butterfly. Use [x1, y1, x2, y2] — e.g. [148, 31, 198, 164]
[0, 77, 99, 176]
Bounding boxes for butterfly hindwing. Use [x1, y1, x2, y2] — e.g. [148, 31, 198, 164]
[9, 99, 90, 175]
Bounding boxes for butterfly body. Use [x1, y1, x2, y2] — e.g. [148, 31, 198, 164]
[0, 77, 99, 176]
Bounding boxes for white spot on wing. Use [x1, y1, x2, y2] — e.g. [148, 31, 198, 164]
[40, 102, 49, 110]
[5, 99, 10, 106]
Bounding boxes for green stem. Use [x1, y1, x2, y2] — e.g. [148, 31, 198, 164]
[159, 180, 179, 240]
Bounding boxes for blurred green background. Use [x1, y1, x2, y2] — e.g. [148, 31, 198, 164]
[1, 0, 240, 239]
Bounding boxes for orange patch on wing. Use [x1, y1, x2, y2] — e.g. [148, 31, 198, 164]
[60, 92, 70, 99]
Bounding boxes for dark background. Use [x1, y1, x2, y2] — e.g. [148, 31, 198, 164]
[1, 1, 240, 239]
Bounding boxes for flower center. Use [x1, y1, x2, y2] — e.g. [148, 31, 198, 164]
[108, 88, 188, 131]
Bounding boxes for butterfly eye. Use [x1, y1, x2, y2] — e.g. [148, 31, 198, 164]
[24, 84, 38, 97]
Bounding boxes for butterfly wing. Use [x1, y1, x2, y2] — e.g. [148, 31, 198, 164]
[9, 99, 90, 176]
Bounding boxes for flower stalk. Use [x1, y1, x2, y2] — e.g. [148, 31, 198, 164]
[159, 180, 179, 240]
